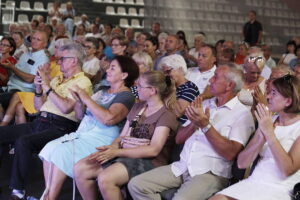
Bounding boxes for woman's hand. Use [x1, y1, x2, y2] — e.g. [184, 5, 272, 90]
[254, 103, 275, 143]
[88, 145, 120, 164]
[70, 85, 90, 103]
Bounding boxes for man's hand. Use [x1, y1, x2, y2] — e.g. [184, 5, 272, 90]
[37, 64, 51, 92]
[186, 96, 210, 128]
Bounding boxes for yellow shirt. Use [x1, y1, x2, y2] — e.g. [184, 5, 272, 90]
[18, 61, 63, 114]
[40, 72, 93, 122]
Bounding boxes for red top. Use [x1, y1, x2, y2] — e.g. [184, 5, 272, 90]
[0, 56, 17, 86]
[235, 53, 246, 65]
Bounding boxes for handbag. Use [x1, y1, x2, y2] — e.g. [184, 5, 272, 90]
[120, 106, 151, 148]
[293, 182, 300, 200]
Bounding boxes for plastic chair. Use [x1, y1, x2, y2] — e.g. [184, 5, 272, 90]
[131, 19, 141, 28]
[119, 18, 129, 28]
[106, 6, 115, 15]
[34, 2, 45, 10]
[117, 7, 126, 15]
[18, 14, 29, 23]
[128, 7, 137, 16]
[2, 13, 14, 24]
[5, 0, 15, 9]
[20, 1, 31, 10]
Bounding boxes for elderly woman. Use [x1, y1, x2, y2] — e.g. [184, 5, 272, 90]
[82, 37, 100, 80]
[210, 74, 300, 200]
[131, 52, 153, 99]
[39, 56, 139, 200]
[238, 53, 266, 107]
[158, 54, 200, 124]
[74, 71, 178, 200]
[188, 33, 205, 62]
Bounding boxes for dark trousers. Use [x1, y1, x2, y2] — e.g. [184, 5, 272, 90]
[0, 89, 19, 109]
[0, 115, 78, 190]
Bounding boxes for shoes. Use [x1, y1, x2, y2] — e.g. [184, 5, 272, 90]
[10, 194, 26, 200]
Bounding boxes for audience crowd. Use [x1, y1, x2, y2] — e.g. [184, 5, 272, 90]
[0, 2, 300, 200]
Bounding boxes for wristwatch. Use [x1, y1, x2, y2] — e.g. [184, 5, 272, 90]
[201, 123, 212, 134]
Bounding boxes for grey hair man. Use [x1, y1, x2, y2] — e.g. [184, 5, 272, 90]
[128, 63, 255, 200]
[0, 42, 93, 200]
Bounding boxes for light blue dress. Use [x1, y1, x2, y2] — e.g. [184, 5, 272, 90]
[39, 89, 134, 177]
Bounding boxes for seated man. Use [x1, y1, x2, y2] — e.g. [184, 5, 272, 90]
[128, 63, 255, 200]
[0, 43, 92, 200]
[0, 31, 49, 111]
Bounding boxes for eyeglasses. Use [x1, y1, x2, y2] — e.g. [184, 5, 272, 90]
[248, 56, 263, 62]
[58, 56, 75, 62]
[136, 84, 152, 89]
[0, 43, 11, 47]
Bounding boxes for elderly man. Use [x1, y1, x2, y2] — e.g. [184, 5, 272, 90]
[186, 44, 217, 94]
[0, 43, 92, 200]
[0, 31, 49, 111]
[128, 63, 255, 200]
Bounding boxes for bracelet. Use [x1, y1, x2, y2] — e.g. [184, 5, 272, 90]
[46, 88, 53, 96]
[35, 91, 43, 97]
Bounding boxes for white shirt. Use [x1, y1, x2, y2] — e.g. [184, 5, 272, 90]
[261, 64, 272, 80]
[85, 33, 102, 39]
[188, 48, 198, 59]
[13, 44, 28, 61]
[185, 65, 216, 94]
[171, 96, 255, 179]
[265, 57, 276, 69]
[82, 57, 100, 76]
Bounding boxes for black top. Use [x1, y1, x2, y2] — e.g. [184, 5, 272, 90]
[243, 20, 263, 46]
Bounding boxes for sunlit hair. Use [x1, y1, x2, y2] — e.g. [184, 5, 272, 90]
[141, 71, 176, 110]
[244, 52, 266, 71]
[272, 75, 300, 113]
[219, 63, 245, 93]
[132, 52, 153, 72]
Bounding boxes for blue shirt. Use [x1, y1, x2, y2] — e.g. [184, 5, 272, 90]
[7, 49, 49, 92]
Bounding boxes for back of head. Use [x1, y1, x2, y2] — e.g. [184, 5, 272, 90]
[141, 71, 176, 110]
[158, 54, 187, 75]
[273, 75, 300, 113]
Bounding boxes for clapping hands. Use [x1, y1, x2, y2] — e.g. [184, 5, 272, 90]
[186, 96, 210, 129]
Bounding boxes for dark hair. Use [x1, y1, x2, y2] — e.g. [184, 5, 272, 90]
[215, 39, 225, 48]
[295, 45, 300, 55]
[249, 10, 257, 16]
[202, 44, 217, 58]
[114, 55, 139, 87]
[32, 19, 39, 27]
[112, 35, 129, 48]
[176, 30, 186, 40]
[97, 37, 106, 49]
[85, 37, 100, 50]
[222, 48, 235, 62]
[273, 75, 300, 113]
[12, 31, 24, 39]
[145, 36, 158, 50]
[2, 36, 16, 56]
[286, 40, 297, 54]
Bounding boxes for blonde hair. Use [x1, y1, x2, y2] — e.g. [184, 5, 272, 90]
[132, 52, 153, 71]
[141, 71, 176, 110]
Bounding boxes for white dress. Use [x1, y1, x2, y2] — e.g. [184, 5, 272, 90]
[218, 117, 300, 200]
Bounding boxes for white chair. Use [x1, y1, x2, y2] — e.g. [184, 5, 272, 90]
[117, 7, 126, 15]
[2, 13, 14, 24]
[131, 19, 141, 28]
[136, 0, 144, 5]
[32, 15, 41, 20]
[115, 0, 124, 3]
[119, 18, 129, 28]
[18, 14, 29, 23]
[34, 2, 45, 10]
[125, 0, 134, 4]
[106, 6, 115, 15]
[103, 0, 113, 2]
[20, 1, 31, 10]
[128, 7, 137, 16]
[139, 8, 144, 16]
[74, 16, 81, 24]
[47, 2, 53, 9]
[60, 3, 66, 10]
[6, 1, 15, 9]
[93, 0, 102, 2]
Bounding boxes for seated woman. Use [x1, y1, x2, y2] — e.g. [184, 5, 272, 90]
[38, 56, 139, 200]
[0, 38, 71, 126]
[210, 74, 300, 200]
[74, 71, 178, 200]
[131, 51, 153, 99]
[82, 37, 100, 81]
[158, 54, 199, 124]
[238, 53, 266, 107]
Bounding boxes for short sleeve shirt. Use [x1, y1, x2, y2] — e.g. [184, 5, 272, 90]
[83, 57, 100, 76]
[127, 102, 179, 166]
[40, 72, 93, 122]
[243, 20, 263, 45]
